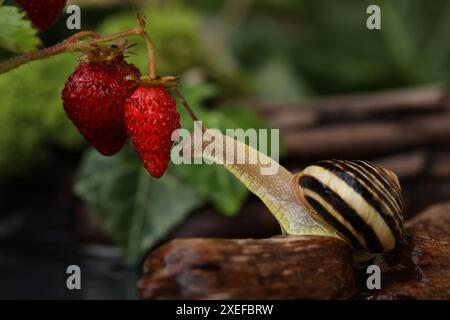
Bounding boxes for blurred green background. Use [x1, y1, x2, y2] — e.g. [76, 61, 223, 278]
[1, 0, 450, 296]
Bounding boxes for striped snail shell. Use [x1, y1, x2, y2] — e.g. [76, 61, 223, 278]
[290, 160, 404, 254]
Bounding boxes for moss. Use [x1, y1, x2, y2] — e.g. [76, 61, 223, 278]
[0, 53, 84, 178]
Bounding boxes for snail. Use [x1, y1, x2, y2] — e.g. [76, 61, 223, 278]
[290, 159, 404, 254]
[173, 91, 404, 259]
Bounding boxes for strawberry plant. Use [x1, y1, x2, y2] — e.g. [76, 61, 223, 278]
[0, 5, 267, 265]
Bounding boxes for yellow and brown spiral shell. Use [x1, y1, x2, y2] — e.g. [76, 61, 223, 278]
[291, 160, 404, 254]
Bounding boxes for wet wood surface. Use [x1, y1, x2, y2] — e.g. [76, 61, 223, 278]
[363, 202, 450, 299]
[139, 236, 355, 300]
[140, 200, 450, 300]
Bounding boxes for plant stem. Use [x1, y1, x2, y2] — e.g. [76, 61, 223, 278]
[78, 29, 138, 48]
[0, 31, 101, 74]
[134, 14, 156, 79]
[172, 87, 200, 122]
[0, 43, 64, 74]
[70, 30, 101, 41]
[138, 30, 156, 79]
[0, 15, 157, 77]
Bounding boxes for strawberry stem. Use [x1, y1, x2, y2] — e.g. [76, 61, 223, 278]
[172, 87, 201, 123]
[0, 30, 100, 74]
[135, 14, 157, 79]
[138, 30, 156, 79]
[0, 15, 156, 76]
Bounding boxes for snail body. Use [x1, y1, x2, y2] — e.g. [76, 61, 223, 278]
[183, 130, 405, 256]
[193, 132, 334, 237]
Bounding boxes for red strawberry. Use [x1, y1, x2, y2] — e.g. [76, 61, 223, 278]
[125, 86, 181, 178]
[16, 0, 67, 30]
[62, 55, 140, 156]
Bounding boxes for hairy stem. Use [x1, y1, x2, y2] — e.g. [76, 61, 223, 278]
[0, 29, 135, 74]
[140, 31, 156, 79]
[0, 15, 157, 77]
[127, 13, 157, 79]
[0, 30, 99, 74]
[0, 43, 65, 74]
[172, 87, 200, 122]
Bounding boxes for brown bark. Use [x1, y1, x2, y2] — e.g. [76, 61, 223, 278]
[364, 202, 450, 300]
[139, 236, 356, 300]
[140, 201, 450, 300]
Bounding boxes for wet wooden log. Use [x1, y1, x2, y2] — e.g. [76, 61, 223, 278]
[364, 202, 450, 300]
[139, 236, 356, 300]
[140, 201, 450, 300]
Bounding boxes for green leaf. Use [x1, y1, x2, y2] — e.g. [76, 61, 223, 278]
[171, 85, 270, 216]
[74, 146, 204, 265]
[0, 4, 41, 53]
[172, 161, 248, 217]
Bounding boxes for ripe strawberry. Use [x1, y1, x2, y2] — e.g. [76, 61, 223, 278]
[16, 0, 67, 30]
[62, 54, 140, 156]
[125, 86, 181, 178]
